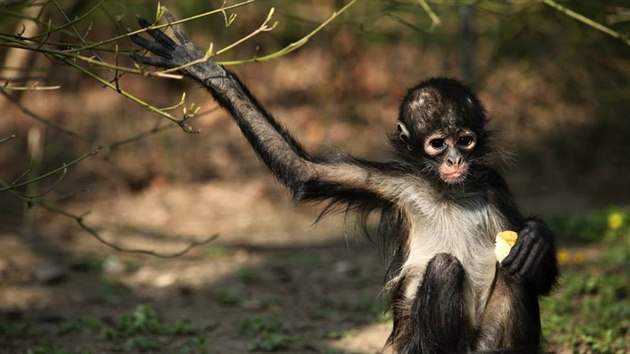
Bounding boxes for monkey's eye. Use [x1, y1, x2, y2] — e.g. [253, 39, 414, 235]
[429, 139, 446, 149]
[457, 136, 474, 147]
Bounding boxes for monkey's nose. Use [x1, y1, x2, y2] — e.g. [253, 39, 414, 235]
[446, 157, 463, 166]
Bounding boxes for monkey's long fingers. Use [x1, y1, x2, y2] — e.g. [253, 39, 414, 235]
[130, 33, 173, 59]
[131, 53, 172, 68]
[164, 11, 189, 44]
[502, 239, 532, 276]
[518, 242, 547, 278]
[136, 16, 178, 49]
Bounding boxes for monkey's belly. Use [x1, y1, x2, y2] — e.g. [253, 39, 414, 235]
[401, 215, 502, 324]
[403, 242, 497, 323]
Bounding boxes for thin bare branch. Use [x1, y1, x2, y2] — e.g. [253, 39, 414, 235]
[542, 0, 629, 46]
[0, 33, 185, 78]
[30, 0, 105, 41]
[52, 0, 105, 61]
[62, 59, 196, 131]
[1, 82, 60, 91]
[0, 90, 92, 141]
[64, 0, 259, 54]
[0, 134, 16, 143]
[220, 0, 357, 65]
[7, 164, 70, 199]
[38, 202, 219, 258]
[0, 146, 101, 192]
[157, 7, 278, 75]
[214, 7, 278, 56]
[108, 123, 175, 151]
[416, 0, 441, 31]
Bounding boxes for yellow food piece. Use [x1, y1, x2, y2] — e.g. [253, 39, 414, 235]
[495, 231, 518, 262]
[497, 231, 518, 245]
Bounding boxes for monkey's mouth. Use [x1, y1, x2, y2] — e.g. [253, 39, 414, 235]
[440, 165, 468, 183]
[442, 172, 465, 183]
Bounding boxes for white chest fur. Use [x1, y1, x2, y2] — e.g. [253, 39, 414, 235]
[398, 187, 506, 323]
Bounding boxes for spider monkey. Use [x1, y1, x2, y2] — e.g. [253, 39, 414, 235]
[131, 12, 558, 354]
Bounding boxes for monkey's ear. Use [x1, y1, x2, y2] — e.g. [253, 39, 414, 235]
[396, 122, 411, 142]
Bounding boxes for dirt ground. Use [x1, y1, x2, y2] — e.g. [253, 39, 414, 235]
[2, 177, 611, 354]
[1, 178, 401, 353]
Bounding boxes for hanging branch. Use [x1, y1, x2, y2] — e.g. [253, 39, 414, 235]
[0, 0, 358, 258]
[0, 90, 92, 141]
[416, 0, 441, 31]
[63, 0, 259, 54]
[0, 147, 101, 192]
[1, 0, 357, 131]
[0, 134, 16, 143]
[0, 82, 60, 91]
[542, 0, 629, 46]
[219, 0, 358, 65]
[38, 202, 219, 258]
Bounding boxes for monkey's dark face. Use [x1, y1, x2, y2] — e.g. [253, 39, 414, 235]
[393, 78, 488, 184]
[396, 123, 480, 184]
[423, 129, 477, 184]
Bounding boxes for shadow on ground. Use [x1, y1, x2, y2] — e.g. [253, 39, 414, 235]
[0, 190, 393, 353]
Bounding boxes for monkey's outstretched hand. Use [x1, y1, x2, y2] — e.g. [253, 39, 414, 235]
[501, 219, 558, 294]
[130, 11, 227, 85]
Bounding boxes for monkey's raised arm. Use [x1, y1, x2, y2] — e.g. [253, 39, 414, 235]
[131, 13, 408, 204]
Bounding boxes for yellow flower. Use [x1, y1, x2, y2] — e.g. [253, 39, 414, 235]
[557, 248, 570, 265]
[608, 212, 624, 230]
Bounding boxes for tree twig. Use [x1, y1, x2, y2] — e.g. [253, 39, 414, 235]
[62, 58, 196, 131]
[0, 146, 102, 192]
[63, 0, 260, 54]
[0, 82, 60, 91]
[0, 90, 92, 141]
[0, 134, 16, 143]
[220, 0, 358, 65]
[542, 0, 629, 46]
[38, 202, 219, 258]
[416, 0, 441, 31]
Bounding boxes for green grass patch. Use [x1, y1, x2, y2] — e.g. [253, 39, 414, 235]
[549, 207, 629, 244]
[216, 287, 244, 307]
[237, 266, 258, 284]
[238, 315, 295, 352]
[56, 318, 102, 336]
[104, 304, 197, 339]
[542, 208, 629, 354]
[17, 305, 208, 354]
[1, 320, 42, 338]
[24, 345, 92, 354]
[324, 329, 356, 340]
[205, 246, 230, 259]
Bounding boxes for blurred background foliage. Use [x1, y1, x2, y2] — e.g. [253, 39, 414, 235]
[0, 0, 630, 213]
[0, 0, 628, 218]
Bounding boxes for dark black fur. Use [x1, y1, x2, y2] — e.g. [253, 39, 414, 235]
[411, 253, 470, 353]
[131, 14, 558, 354]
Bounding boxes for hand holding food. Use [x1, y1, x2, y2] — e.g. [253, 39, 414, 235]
[495, 230, 518, 262]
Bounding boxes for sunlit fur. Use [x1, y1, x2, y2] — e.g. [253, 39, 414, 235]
[131, 25, 558, 353]
[205, 75, 556, 353]
[202, 75, 557, 353]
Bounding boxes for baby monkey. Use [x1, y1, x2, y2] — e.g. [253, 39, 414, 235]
[131, 12, 557, 354]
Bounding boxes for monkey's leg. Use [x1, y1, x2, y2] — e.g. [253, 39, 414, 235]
[401, 253, 470, 354]
[475, 271, 541, 352]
